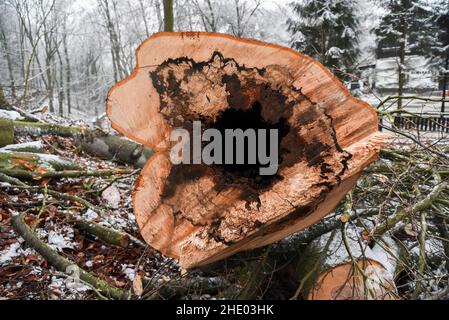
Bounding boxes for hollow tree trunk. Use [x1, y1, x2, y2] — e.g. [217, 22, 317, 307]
[107, 32, 386, 269]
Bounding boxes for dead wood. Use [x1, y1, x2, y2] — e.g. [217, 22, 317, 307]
[0, 167, 134, 180]
[0, 119, 154, 167]
[11, 212, 129, 300]
[107, 32, 386, 268]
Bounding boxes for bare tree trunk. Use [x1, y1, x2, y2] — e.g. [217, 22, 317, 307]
[0, 84, 10, 110]
[62, 15, 72, 114]
[57, 48, 64, 116]
[163, 0, 174, 32]
[397, 35, 406, 109]
[98, 0, 126, 82]
[194, 0, 218, 32]
[229, 0, 261, 38]
[441, 52, 448, 113]
[0, 20, 17, 100]
[138, 0, 150, 37]
[18, 22, 26, 81]
[44, 43, 54, 113]
[154, 0, 164, 31]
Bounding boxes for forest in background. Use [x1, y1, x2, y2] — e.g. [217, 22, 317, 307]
[0, 0, 448, 120]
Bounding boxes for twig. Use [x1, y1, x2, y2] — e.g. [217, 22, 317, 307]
[0, 168, 134, 180]
[373, 177, 448, 238]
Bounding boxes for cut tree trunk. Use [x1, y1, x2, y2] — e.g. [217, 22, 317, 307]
[291, 228, 399, 300]
[107, 32, 387, 268]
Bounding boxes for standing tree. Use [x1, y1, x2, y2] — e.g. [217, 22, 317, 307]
[97, 0, 128, 83]
[227, 0, 262, 38]
[432, 1, 449, 112]
[0, 83, 10, 109]
[193, 0, 220, 32]
[287, 0, 360, 81]
[62, 12, 72, 115]
[163, 0, 174, 32]
[374, 0, 436, 108]
[0, 14, 17, 101]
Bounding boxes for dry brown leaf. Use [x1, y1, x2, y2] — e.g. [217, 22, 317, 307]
[373, 173, 389, 184]
[161, 275, 170, 282]
[404, 223, 418, 237]
[132, 274, 143, 297]
[113, 279, 127, 287]
[25, 254, 40, 264]
[360, 230, 370, 241]
[340, 214, 350, 223]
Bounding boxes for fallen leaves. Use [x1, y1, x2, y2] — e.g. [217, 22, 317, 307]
[0, 134, 179, 300]
[340, 213, 350, 223]
[132, 274, 143, 297]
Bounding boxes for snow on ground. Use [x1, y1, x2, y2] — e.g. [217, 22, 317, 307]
[0, 121, 181, 299]
[0, 110, 23, 121]
[0, 141, 44, 152]
[0, 242, 22, 265]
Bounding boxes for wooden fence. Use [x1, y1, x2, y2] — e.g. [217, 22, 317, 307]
[393, 113, 449, 132]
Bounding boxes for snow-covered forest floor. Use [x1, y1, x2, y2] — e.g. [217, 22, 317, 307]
[0, 121, 182, 299]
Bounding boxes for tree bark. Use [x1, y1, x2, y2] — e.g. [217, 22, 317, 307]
[0, 84, 10, 110]
[441, 51, 448, 113]
[0, 119, 14, 147]
[0, 19, 16, 100]
[0, 119, 154, 168]
[397, 32, 406, 109]
[0, 150, 80, 174]
[62, 13, 72, 114]
[163, 0, 174, 31]
[0, 141, 44, 153]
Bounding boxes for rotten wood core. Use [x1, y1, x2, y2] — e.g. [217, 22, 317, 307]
[107, 32, 386, 268]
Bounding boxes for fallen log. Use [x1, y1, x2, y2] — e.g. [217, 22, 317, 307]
[0, 170, 144, 248]
[70, 213, 146, 249]
[292, 227, 399, 300]
[0, 150, 80, 177]
[0, 141, 45, 153]
[0, 109, 23, 121]
[0, 119, 14, 147]
[0, 167, 134, 180]
[107, 32, 387, 268]
[0, 119, 154, 168]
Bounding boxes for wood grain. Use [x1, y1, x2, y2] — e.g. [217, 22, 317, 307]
[107, 32, 387, 268]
